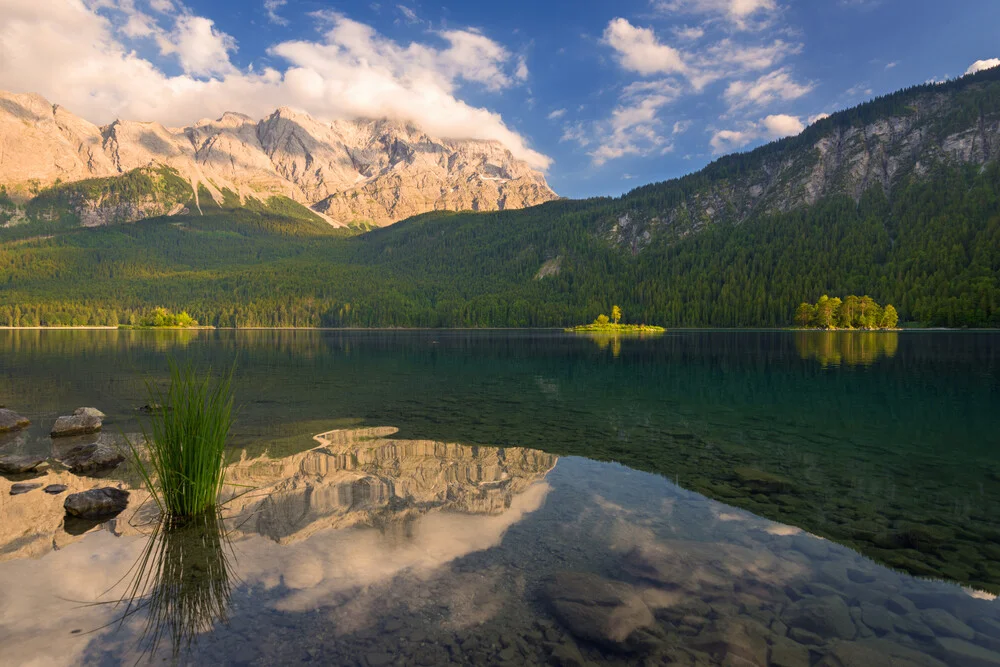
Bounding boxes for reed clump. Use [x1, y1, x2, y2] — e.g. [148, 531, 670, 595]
[131, 362, 235, 517]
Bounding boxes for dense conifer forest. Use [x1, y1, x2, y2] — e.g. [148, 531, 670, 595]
[0, 158, 997, 329]
[2, 67, 999, 329]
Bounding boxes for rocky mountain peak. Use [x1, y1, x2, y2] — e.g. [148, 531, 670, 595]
[0, 90, 556, 227]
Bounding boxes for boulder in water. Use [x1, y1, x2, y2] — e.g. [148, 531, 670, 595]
[0, 408, 30, 433]
[0, 453, 47, 474]
[56, 443, 124, 474]
[63, 487, 129, 519]
[543, 571, 664, 653]
[51, 410, 103, 437]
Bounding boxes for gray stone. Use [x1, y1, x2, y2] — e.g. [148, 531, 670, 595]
[56, 443, 124, 474]
[689, 619, 769, 666]
[63, 487, 129, 519]
[969, 617, 1000, 637]
[51, 412, 102, 437]
[549, 641, 588, 667]
[0, 453, 47, 474]
[921, 608, 975, 640]
[769, 636, 811, 667]
[816, 639, 948, 667]
[886, 594, 918, 616]
[73, 407, 105, 419]
[860, 602, 895, 636]
[10, 482, 42, 495]
[934, 637, 1000, 667]
[783, 595, 856, 640]
[846, 567, 877, 584]
[788, 627, 825, 646]
[543, 572, 662, 653]
[43, 484, 68, 494]
[0, 408, 30, 433]
[894, 614, 936, 640]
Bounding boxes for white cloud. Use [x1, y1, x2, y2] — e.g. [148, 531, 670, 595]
[808, 112, 829, 124]
[884, 60, 897, 69]
[0, 0, 550, 169]
[602, 18, 800, 93]
[653, 0, 779, 31]
[966, 58, 1000, 75]
[560, 121, 590, 147]
[673, 25, 705, 40]
[149, 0, 174, 12]
[547, 108, 566, 120]
[156, 15, 237, 77]
[602, 18, 688, 77]
[515, 55, 529, 82]
[672, 119, 691, 134]
[396, 4, 420, 24]
[710, 112, 804, 154]
[724, 67, 812, 110]
[265, 0, 288, 26]
[585, 79, 680, 165]
[760, 113, 803, 135]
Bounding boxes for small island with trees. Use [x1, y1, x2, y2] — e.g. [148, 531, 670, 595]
[794, 295, 899, 330]
[120, 307, 204, 329]
[566, 305, 666, 333]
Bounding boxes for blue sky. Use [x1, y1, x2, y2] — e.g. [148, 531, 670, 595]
[2, 0, 999, 198]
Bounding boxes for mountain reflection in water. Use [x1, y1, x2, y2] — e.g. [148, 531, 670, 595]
[0, 427, 556, 665]
[1, 426, 999, 666]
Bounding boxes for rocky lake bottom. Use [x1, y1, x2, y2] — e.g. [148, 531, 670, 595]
[0, 329, 998, 665]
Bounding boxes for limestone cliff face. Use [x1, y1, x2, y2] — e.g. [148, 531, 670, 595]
[0, 90, 557, 227]
[605, 78, 1000, 252]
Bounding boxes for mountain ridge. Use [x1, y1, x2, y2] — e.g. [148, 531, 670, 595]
[1, 67, 999, 328]
[0, 91, 557, 228]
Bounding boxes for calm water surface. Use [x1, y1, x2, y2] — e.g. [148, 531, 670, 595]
[0, 330, 998, 665]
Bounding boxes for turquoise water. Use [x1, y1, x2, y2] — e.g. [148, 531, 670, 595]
[0, 329, 998, 665]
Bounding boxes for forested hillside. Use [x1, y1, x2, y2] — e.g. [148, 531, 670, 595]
[1, 68, 999, 328]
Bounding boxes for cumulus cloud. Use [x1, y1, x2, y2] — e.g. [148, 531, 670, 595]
[583, 79, 681, 165]
[652, 0, 779, 31]
[592, 11, 809, 164]
[264, 0, 288, 26]
[966, 58, 1000, 75]
[723, 67, 812, 110]
[808, 112, 829, 124]
[156, 15, 238, 77]
[710, 112, 804, 153]
[602, 18, 688, 77]
[0, 0, 549, 168]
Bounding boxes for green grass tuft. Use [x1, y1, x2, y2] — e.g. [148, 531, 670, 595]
[130, 361, 235, 517]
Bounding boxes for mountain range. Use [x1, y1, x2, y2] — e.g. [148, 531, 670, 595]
[1, 65, 999, 328]
[0, 91, 556, 228]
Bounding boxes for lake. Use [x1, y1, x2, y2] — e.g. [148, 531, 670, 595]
[0, 329, 998, 665]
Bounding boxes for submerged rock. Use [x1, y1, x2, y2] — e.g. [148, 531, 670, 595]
[63, 487, 129, 519]
[43, 484, 68, 494]
[782, 595, 856, 641]
[137, 403, 165, 414]
[0, 453, 47, 474]
[51, 409, 103, 437]
[543, 572, 663, 653]
[10, 482, 43, 495]
[56, 443, 124, 474]
[0, 408, 30, 433]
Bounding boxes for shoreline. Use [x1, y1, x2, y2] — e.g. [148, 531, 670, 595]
[0, 325, 997, 332]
